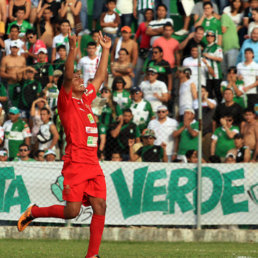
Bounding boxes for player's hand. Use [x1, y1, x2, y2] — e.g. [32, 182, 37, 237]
[98, 31, 112, 50]
[68, 28, 77, 49]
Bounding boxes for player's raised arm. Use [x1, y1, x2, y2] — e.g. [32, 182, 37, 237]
[92, 31, 111, 92]
[63, 30, 77, 93]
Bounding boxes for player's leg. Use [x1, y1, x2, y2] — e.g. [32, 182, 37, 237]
[85, 197, 106, 258]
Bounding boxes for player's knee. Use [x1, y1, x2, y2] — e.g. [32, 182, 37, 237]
[92, 199, 106, 214]
[64, 206, 81, 219]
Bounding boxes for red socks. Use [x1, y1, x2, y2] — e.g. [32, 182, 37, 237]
[86, 214, 105, 258]
[31, 205, 65, 219]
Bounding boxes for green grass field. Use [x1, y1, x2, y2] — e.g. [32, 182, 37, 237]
[0, 240, 258, 258]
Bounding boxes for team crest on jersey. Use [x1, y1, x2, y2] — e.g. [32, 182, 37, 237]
[87, 114, 95, 124]
[86, 127, 98, 134]
[87, 136, 98, 147]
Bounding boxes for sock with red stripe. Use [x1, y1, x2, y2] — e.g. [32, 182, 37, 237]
[86, 214, 105, 258]
[31, 205, 65, 219]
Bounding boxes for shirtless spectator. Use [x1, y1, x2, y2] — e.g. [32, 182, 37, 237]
[37, 7, 55, 53]
[111, 48, 134, 89]
[111, 26, 138, 67]
[0, 41, 26, 107]
[0, 25, 24, 57]
[213, 88, 243, 130]
[25, 30, 47, 64]
[241, 108, 258, 162]
[146, 4, 173, 46]
[8, 0, 31, 22]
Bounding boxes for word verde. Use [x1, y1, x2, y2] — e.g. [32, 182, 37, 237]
[111, 167, 248, 219]
[0, 167, 30, 213]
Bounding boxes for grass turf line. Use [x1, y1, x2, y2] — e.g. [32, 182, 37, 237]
[0, 240, 258, 257]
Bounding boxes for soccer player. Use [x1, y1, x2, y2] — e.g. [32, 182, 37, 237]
[17, 31, 112, 258]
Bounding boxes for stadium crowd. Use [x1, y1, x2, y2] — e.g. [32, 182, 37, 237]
[0, 0, 257, 163]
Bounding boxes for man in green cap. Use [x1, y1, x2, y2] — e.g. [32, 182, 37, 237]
[3, 107, 31, 160]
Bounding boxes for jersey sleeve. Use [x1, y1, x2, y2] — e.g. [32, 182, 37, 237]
[84, 83, 97, 105]
[161, 82, 168, 93]
[136, 146, 143, 156]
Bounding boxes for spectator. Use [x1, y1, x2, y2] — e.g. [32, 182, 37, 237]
[178, 67, 197, 120]
[25, 30, 47, 65]
[237, 48, 258, 109]
[186, 150, 198, 163]
[100, 0, 120, 43]
[241, 108, 258, 162]
[112, 76, 132, 110]
[7, 7, 32, 37]
[134, 8, 154, 85]
[8, 0, 31, 22]
[213, 88, 243, 130]
[59, 0, 82, 35]
[77, 42, 99, 85]
[203, 30, 223, 103]
[237, 27, 258, 63]
[194, 2, 222, 46]
[53, 45, 67, 72]
[0, 25, 25, 57]
[136, 0, 155, 25]
[0, 40, 26, 107]
[90, 30, 103, 58]
[0, 148, 8, 161]
[211, 115, 239, 159]
[148, 105, 178, 162]
[34, 48, 53, 89]
[146, 46, 172, 93]
[44, 148, 56, 161]
[139, 67, 169, 113]
[17, 67, 42, 121]
[52, 19, 70, 63]
[182, 45, 214, 87]
[0, 84, 8, 112]
[129, 129, 168, 162]
[227, 133, 251, 162]
[221, 9, 240, 70]
[221, 66, 246, 109]
[153, 23, 180, 71]
[3, 107, 31, 160]
[34, 149, 45, 161]
[129, 86, 155, 132]
[225, 153, 236, 163]
[243, 0, 258, 34]
[111, 26, 138, 68]
[248, 7, 258, 36]
[37, 107, 59, 151]
[111, 152, 123, 161]
[146, 4, 173, 45]
[37, 7, 55, 54]
[179, 26, 206, 60]
[116, 0, 137, 27]
[0, 122, 3, 144]
[43, 70, 61, 111]
[110, 108, 140, 160]
[172, 108, 199, 160]
[192, 0, 220, 23]
[111, 48, 134, 89]
[13, 143, 35, 161]
[92, 0, 106, 31]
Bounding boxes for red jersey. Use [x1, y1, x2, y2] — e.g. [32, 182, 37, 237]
[58, 84, 99, 164]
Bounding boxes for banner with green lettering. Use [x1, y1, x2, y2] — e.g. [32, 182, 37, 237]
[0, 162, 257, 225]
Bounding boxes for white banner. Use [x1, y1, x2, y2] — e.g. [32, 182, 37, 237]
[0, 162, 257, 225]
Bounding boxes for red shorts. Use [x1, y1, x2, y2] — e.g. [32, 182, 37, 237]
[62, 161, 106, 206]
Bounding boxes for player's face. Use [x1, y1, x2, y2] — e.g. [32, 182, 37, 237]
[60, 22, 70, 34]
[72, 73, 85, 92]
[87, 46, 96, 57]
[244, 111, 255, 122]
[10, 28, 19, 40]
[40, 110, 51, 123]
[191, 47, 198, 58]
[123, 112, 132, 123]
[156, 6, 167, 19]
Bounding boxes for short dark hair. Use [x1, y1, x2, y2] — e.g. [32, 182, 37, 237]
[163, 22, 173, 30]
[153, 46, 163, 53]
[91, 30, 99, 36]
[19, 143, 30, 150]
[123, 108, 132, 114]
[119, 48, 129, 55]
[112, 76, 126, 91]
[195, 26, 204, 32]
[57, 45, 66, 52]
[227, 66, 237, 74]
[60, 19, 70, 25]
[186, 150, 196, 159]
[156, 3, 167, 11]
[40, 107, 51, 114]
[245, 48, 254, 54]
[26, 29, 36, 36]
[203, 2, 213, 8]
[10, 25, 20, 32]
[16, 6, 25, 13]
[87, 41, 97, 47]
[35, 150, 45, 157]
[223, 88, 233, 94]
[107, 0, 116, 3]
[209, 155, 221, 163]
[244, 107, 255, 114]
[234, 133, 243, 139]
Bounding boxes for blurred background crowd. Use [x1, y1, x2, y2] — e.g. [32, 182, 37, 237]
[0, 0, 257, 163]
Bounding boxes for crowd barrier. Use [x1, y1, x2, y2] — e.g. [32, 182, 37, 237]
[0, 162, 257, 226]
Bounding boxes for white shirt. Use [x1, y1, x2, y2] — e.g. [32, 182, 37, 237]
[148, 117, 178, 155]
[4, 39, 24, 56]
[52, 34, 69, 59]
[223, 6, 243, 27]
[77, 56, 100, 84]
[116, 0, 133, 14]
[0, 126, 4, 141]
[102, 13, 118, 34]
[182, 56, 207, 86]
[237, 61, 258, 94]
[139, 80, 168, 112]
[179, 79, 195, 115]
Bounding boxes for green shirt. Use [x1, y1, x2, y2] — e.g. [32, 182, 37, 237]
[7, 20, 32, 35]
[201, 16, 222, 45]
[221, 13, 240, 52]
[0, 83, 8, 111]
[46, 84, 59, 110]
[178, 120, 199, 155]
[112, 90, 132, 110]
[99, 103, 122, 128]
[212, 125, 239, 158]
